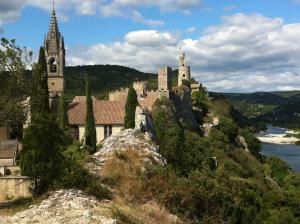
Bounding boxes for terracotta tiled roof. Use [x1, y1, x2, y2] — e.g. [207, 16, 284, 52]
[0, 149, 16, 159]
[68, 99, 125, 125]
[139, 94, 159, 111]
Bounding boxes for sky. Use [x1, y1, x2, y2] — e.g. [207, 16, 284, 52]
[1, 0, 300, 93]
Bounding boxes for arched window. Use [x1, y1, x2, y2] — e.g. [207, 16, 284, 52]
[49, 58, 57, 73]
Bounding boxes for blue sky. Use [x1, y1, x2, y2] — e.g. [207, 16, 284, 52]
[1, 0, 300, 92]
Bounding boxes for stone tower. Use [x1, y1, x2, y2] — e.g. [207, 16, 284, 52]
[178, 53, 191, 86]
[44, 4, 65, 110]
[158, 66, 172, 91]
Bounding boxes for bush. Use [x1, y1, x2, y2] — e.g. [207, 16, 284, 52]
[241, 128, 262, 160]
[152, 97, 184, 167]
[20, 113, 66, 195]
[265, 156, 291, 185]
[180, 130, 212, 174]
[56, 142, 112, 200]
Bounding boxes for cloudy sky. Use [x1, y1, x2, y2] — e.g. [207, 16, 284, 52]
[1, 0, 300, 92]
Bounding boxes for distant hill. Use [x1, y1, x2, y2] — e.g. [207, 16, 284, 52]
[64, 65, 178, 100]
[223, 91, 300, 129]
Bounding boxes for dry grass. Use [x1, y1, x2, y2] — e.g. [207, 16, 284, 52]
[100, 149, 184, 224]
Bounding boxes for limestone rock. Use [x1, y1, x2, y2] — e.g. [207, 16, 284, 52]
[88, 129, 165, 173]
[0, 189, 117, 224]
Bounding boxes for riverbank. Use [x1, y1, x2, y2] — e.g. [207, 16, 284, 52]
[257, 134, 299, 144]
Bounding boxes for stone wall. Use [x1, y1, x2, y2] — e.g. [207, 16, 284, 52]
[109, 88, 129, 101]
[133, 81, 147, 97]
[0, 127, 8, 141]
[0, 177, 32, 201]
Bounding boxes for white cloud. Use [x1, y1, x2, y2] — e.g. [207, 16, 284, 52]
[67, 13, 300, 92]
[0, 0, 204, 28]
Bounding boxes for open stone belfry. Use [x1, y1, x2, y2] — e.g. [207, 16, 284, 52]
[44, 5, 65, 110]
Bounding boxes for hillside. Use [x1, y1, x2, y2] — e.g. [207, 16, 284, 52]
[223, 91, 300, 128]
[64, 65, 178, 100]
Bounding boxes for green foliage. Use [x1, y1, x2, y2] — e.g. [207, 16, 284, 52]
[57, 92, 68, 130]
[181, 79, 191, 88]
[152, 97, 184, 166]
[192, 88, 209, 116]
[20, 113, 66, 194]
[0, 38, 32, 138]
[30, 47, 49, 118]
[241, 128, 262, 159]
[57, 141, 112, 200]
[180, 131, 212, 174]
[124, 87, 139, 129]
[218, 117, 238, 142]
[84, 75, 97, 153]
[264, 156, 291, 185]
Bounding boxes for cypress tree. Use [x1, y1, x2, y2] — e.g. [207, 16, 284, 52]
[124, 87, 139, 129]
[38, 46, 49, 112]
[84, 76, 97, 153]
[57, 92, 68, 130]
[31, 47, 49, 117]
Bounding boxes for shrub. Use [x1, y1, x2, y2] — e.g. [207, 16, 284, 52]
[152, 97, 184, 167]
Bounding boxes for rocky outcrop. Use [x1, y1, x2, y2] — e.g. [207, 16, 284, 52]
[135, 106, 155, 138]
[88, 129, 165, 174]
[0, 189, 117, 224]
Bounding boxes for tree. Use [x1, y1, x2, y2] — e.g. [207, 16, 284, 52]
[152, 97, 184, 166]
[30, 47, 49, 117]
[124, 87, 139, 129]
[20, 113, 65, 194]
[84, 75, 97, 153]
[0, 38, 32, 138]
[57, 92, 68, 130]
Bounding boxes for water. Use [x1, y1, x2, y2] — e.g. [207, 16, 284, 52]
[257, 126, 300, 172]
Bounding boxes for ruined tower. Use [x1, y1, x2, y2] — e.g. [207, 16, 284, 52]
[158, 66, 172, 91]
[44, 3, 65, 110]
[178, 53, 191, 86]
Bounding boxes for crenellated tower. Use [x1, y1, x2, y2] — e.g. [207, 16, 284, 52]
[44, 3, 65, 110]
[178, 53, 191, 86]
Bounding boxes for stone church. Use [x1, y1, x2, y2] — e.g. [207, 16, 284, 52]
[44, 5, 201, 143]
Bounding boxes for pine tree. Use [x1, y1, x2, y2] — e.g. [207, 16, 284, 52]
[84, 76, 97, 153]
[124, 87, 139, 129]
[31, 47, 49, 117]
[57, 92, 68, 130]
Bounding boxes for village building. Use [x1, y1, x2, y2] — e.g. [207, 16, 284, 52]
[42, 4, 202, 144]
[68, 97, 125, 143]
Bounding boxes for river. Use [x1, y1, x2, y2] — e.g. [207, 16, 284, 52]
[257, 126, 300, 172]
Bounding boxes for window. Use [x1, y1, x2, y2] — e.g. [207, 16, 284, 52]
[104, 125, 113, 139]
[49, 58, 57, 73]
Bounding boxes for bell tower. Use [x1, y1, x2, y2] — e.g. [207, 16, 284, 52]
[178, 52, 191, 86]
[44, 2, 65, 110]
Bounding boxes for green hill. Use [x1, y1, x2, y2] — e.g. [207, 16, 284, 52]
[223, 91, 300, 128]
[64, 65, 178, 100]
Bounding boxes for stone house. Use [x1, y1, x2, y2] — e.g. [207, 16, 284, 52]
[68, 97, 125, 143]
